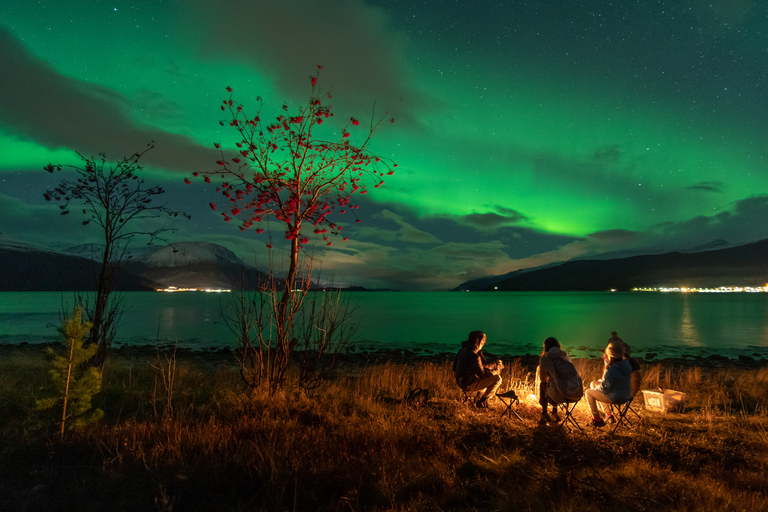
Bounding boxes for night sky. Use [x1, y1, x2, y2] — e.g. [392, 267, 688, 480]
[1, 0, 767, 290]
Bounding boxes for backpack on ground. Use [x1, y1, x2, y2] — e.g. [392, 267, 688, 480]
[553, 359, 584, 401]
[403, 388, 430, 406]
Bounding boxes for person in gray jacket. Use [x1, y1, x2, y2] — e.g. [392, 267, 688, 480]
[586, 342, 633, 427]
[537, 337, 582, 424]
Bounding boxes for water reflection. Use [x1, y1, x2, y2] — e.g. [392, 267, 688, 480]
[156, 306, 178, 342]
[678, 295, 702, 348]
[3, 291, 768, 359]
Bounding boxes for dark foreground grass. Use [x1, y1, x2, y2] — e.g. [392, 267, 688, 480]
[1, 346, 767, 511]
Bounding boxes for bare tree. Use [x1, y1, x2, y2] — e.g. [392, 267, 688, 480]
[44, 142, 189, 370]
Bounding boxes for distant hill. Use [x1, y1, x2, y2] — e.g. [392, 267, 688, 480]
[122, 241, 269, 290]
[452, 262, 562, 291]
[457, 238, 768, 291]
[0, 235, 269, 291]
[0, 235, 160, 291]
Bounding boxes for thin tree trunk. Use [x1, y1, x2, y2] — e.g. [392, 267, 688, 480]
[61, 336, 75, 438]
[91, 234, 113, 370]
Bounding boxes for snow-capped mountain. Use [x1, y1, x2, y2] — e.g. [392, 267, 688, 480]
[0, 233, 159, 291]
[0, 235, 267, 291]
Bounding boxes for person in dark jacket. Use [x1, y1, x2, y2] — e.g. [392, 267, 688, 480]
[453, 331, 502, 408]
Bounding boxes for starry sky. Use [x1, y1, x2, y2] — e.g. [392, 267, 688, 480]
[1, 0, 767, 290]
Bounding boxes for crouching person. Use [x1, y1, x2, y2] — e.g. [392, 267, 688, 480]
[537, 337, 584, 424]
[454, 331, 502, 408]
[586, 342, 632, 427]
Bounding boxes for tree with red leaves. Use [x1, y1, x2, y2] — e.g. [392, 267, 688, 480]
[191, 67, 395, 391]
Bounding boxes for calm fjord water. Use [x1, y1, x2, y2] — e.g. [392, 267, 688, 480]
[1, 291, 767, 360]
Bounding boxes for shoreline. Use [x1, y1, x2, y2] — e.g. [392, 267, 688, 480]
[2, 341, 766, 371]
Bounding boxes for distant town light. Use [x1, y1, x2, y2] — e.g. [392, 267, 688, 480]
[156, 286, 231, 293]
[632, 286, 768, 293]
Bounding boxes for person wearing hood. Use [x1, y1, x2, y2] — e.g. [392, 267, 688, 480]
[586, 342, 633, 427]
[537, 337, 581, 424]
[606, 331, 631, 361]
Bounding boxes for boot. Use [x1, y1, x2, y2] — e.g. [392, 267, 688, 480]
[475, 397, 490, 409]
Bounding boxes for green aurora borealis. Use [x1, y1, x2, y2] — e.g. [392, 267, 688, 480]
[1, 0, 767, 290]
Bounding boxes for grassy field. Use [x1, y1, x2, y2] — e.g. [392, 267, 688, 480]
[1, 346, 767, 511]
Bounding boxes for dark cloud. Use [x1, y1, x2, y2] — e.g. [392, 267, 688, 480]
[506, 195, 768, 273]
[435, 205, 529, 231]
[687, 181, 727, 193]
[589, 145, 623, 166]
[180, 0, 433, 124]
[648, 195, 768, 248]
[0, 24, 217, 174]
[379, 210, 441, 244]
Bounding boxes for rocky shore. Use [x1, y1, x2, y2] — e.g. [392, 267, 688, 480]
[2, 342, 766, 373]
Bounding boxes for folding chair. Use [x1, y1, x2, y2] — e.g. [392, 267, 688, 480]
[497, 389, 523, 421]
[458, 383, 480, 406]
[555, 399, 583, 432]
[609, 369, 643, 434]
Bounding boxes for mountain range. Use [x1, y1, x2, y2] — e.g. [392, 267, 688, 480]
[3, 233, 768, 292]
[455, 238, 768, 291]
[0, 235, 267, 291]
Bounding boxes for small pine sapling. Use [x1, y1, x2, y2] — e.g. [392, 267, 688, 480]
[36, 307, 104, 436]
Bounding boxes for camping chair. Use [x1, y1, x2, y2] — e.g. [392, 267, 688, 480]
[497, 389, 523, 421]
[555, 399, 583, 432]
[609, 369, 643, 434]
[458, 380, 481, 406]
[460, 386, 474, 404]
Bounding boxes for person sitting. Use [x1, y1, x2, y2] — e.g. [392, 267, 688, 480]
[586, 342, 632, 427]
[605, 331, 641, 374]
[537, 337, 584, 424]
[453, 331, 502, 408]
[606, 331, 631, 361]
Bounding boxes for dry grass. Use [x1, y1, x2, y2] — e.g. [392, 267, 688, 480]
[1, 347, 767, 511]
